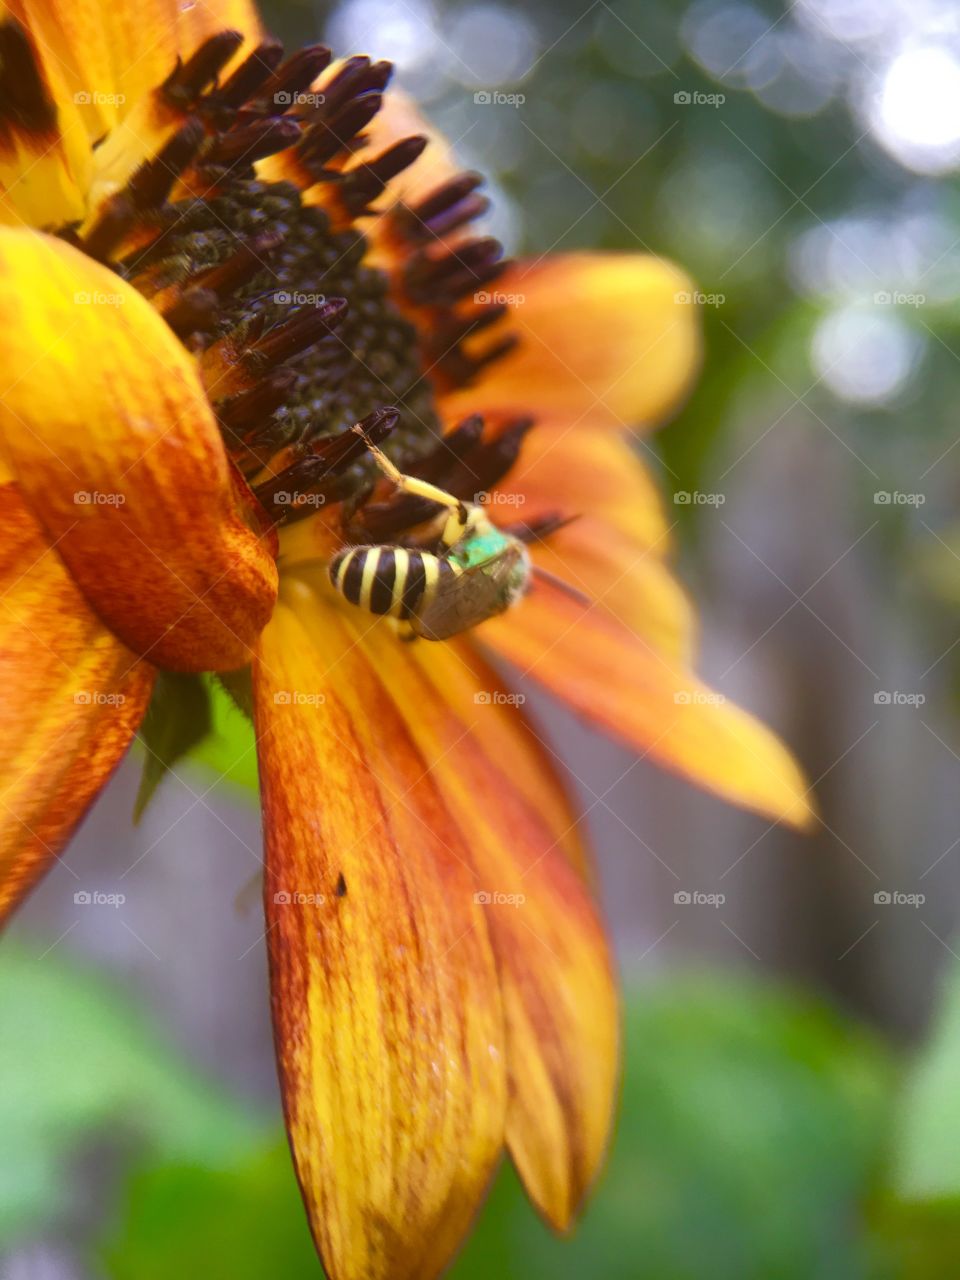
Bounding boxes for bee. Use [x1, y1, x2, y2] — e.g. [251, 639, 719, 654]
[329, 425, 533, 641]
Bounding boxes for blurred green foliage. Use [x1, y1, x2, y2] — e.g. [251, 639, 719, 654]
[891, 958, 960, 1203]
[0, 946, 261, 1248]
[865, 960, 960, 1278]
[101, 1144, 319, 1280]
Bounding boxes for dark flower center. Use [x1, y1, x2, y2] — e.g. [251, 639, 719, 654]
[123, 175, 442, 472]
[0, 23, 547, 538]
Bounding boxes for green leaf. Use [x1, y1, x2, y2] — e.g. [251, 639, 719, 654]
[100, 1143, 322, 1280]
[133, 671, 213, 822]
[0, 945, 262, 1246]
[185, 674, 260, 797]
[215, 667, 254, 721]
[890, 955, 960, 1203]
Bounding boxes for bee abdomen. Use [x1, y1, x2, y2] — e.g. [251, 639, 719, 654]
[329, 546, 461, 619]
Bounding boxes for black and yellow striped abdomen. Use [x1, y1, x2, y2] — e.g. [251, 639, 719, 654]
[329, 545, 462, 619]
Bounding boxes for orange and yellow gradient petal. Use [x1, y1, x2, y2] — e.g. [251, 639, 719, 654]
[254, 591, 507, 1280]
[0, 485, 153, 922]
[258, 574, 619, 1261]
[441, 253, 702, 433]
[0, 0, 260, 225]
[0, 226, 277, 672]
[479, 422, 814, 828]
[396, 633, 619, 1230]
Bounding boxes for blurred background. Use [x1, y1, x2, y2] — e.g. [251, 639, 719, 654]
[5, 0, 960, 1275]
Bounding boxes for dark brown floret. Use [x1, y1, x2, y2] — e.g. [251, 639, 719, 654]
[297, 93, 384, 175]
[206, 40, 285, 116]
[246, 296, 348, 367]
[128, 119, 207, 208]
[254, 44, 333, 114]
[253, 406, 399, 522]
[201, 116, 302, 170]
[339, 136, 428, 215]
[403, 237, 505, 307]
[82, 119, 206, 261]
[391, 173, 487, 244]
[162, 31, 245, 108]
[409, 415, 485, 482]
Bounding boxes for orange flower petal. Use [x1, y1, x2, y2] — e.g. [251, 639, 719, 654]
[253, 592, 506, 1280]
[8, 0, 259, 145]
[441, 253, 701, 432]
[0, 227, 277, 671]
[274, 572, 619, 1234]
[0, 13, 92, 226]
[87, 12, 260, 208]
[495, 418, 671, 547]
[482, 591, 814, 830]
[534, 520, 694, 662]
[491, 420, 694, 661]
[394, 633, 619, 1228]
[426, 637, 591, 881]
[0, 484, 153, 922]
[480, 418, 813, 826]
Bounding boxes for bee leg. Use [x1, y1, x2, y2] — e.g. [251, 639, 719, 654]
[351, 424, 470, 544]
[386, 615, 419, 643]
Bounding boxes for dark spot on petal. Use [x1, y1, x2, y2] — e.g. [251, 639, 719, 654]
[0, 20, 58, 153]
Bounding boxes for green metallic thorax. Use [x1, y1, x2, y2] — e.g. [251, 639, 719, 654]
[450, 526, 513, 570]
[447, 517, 531, 611]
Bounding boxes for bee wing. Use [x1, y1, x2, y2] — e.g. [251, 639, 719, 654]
[412, 544, 529, 641]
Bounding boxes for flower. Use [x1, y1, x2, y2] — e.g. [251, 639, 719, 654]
[0, 5, 814, 1278]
